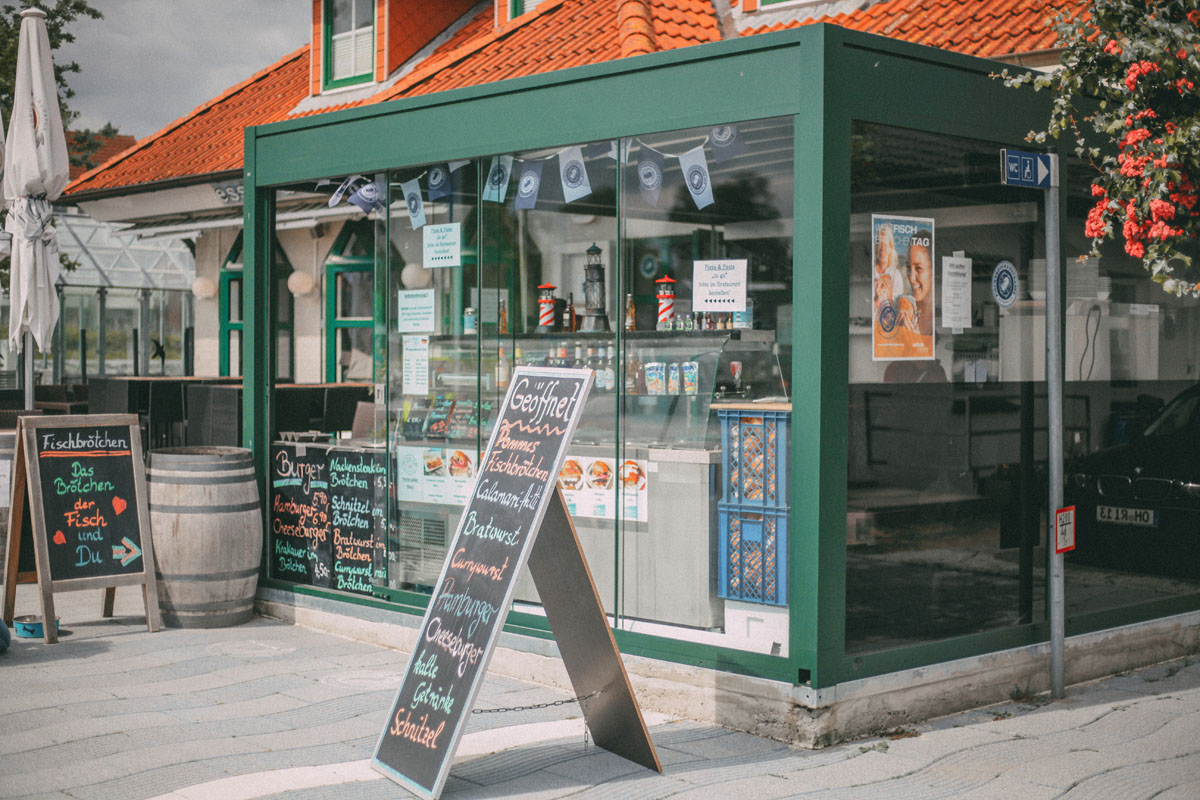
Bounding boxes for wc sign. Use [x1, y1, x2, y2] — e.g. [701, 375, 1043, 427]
[1055, 506, 1076, 554]
[1001, 148, 1057, 189]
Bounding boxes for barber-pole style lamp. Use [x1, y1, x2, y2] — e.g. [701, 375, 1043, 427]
[577, 243, 610, 332]
[655, 274, 676, 331]
[536, 283, 562, 332]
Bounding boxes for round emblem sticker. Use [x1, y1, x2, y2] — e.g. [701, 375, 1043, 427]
[877, 299, 898, 339]
[564, 161, 585, 188]
[711, 125, 735, 146]
[428, 167, 447, 190]
[489, 163, 508, 189]
[992, 261, 1019, 308]
[638, 161, 662, 191]
[406, 192, 421, 216]
[518, 172, 540, 199]
[687, 165, 708, 194]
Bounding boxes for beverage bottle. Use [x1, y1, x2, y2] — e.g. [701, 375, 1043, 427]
[497, 297, 508, 334]
[514, 345, 524, 367]
[496, 346, 511, 390]
[624, 294, 636, 331]
[563, 293, 577, 332]
[574, 342, 584, 369]
[625, 350, 639, 395]
[635, 353, 647, 394]
[601, 345, 616, 392]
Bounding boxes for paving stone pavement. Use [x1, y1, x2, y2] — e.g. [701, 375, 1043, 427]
[2, 583, 1198, 799]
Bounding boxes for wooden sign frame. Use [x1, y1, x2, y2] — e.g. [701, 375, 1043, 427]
[1, 414, 161, 642]
[372, 368, 659, 798]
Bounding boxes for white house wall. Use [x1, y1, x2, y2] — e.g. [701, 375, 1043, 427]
[277, 223, 343, 384]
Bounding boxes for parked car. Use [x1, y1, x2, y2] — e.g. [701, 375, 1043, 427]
[1065, 384, 1200, 579]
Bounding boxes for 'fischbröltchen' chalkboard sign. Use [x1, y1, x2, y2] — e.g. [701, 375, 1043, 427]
[269, 443, 386, 595]
[372, 367, 591, 799]
[2, 414, 161, 643]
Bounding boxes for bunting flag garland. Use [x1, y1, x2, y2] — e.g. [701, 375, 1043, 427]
[426, 163, 452, 201]
[328, 174, 364, 207]
[515, 159, 544, 210]
[558, 145, 592, 203]
[399, 178, 426, 229]
[637, 146, 664, 206]
[482, 155, 513, 203]
[348, 179, 385, 215]
[449, 159, 470, 173]
[678, 145, 714, 210]
[709, 124, 746, 163]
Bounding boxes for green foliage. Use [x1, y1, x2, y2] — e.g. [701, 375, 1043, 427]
[998, 0, 1200, 297]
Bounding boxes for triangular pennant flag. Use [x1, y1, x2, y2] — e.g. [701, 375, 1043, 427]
[400, 178, 426, 229]
[483, 155, 513, 203]
[449, 159, 470, 172]
[347, 179, 385, 215]
[329, 174, 364, 207]
[709, 124, 747, 163]
[678, 145, 714, 210]
[559, 145, 592, 204]
[515, 159, 544, 210]
[637, 146, 664, 206]
[427, 163, 452, 201]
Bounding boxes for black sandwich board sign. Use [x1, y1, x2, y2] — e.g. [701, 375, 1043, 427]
[372, 367, 661, 798]
[1, 414, 161, 642]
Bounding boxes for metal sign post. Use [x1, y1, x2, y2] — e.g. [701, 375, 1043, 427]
[1002, 148, 1065, 698]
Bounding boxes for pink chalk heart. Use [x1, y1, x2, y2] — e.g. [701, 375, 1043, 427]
[112, 497, 127, 516]
[53, 530, 66, 545]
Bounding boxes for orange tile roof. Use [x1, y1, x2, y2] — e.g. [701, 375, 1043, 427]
[742, 0, 1083, 59]
[66, 0, 1072, 198]
[68, 46, 314, 196]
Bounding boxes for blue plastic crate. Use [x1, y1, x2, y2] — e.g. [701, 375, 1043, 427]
[718, 502, 787, 606]
[718, 408, 789, 509]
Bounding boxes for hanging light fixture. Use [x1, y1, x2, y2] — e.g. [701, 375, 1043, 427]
[191, 276, 218, 299]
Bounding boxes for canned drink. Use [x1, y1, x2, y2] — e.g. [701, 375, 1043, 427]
[463, 307, 478, 333]
[645, 362, 666, 395]
[681, 361, 698, 395]
[729, 360, 743, 390]
[667, 362, 680, 394]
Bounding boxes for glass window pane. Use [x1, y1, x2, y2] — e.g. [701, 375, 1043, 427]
[330, 0, 352, 35]
[846, 121, 1049, 655]
[228, 278, 243, 323]
[337, 270, 373, 319]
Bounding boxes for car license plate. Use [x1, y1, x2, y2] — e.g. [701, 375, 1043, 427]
[1097, 505, 1157, 527]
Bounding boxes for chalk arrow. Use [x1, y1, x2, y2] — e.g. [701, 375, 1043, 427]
[119, 537, 142, 567]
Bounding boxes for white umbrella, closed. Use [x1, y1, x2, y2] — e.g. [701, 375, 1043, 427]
[4, 7, 69, 409]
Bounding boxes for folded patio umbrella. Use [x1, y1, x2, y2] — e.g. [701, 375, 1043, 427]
[3, 8, 69, 408]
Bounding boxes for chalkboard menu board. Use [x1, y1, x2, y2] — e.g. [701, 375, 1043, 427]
[269, 443, 385, 595]
[373, 368, 591, 799]
[2, 414, 160, 643]
[36, 425, 146, 581]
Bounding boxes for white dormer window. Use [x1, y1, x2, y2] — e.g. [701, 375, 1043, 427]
[326, 0, 374, 88]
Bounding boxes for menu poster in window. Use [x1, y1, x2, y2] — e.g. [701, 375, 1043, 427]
[373, 368, 591, 798]
[871, 214, 935, 361]
[941, 254, 973, 331]
[402, 334, 430, 396]
[328, 449, 388, 594]
[270, 443, 332, 588]
[558, 456, 648, 522]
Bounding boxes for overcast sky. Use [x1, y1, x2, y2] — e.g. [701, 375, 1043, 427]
[57, 0, 310, 139]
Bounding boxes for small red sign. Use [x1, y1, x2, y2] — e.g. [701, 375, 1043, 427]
[1055, 506, 1076, 554]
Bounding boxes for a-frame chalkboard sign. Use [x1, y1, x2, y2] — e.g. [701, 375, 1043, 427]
[1, 414, 161, 642]
[372, 367, 660, 799]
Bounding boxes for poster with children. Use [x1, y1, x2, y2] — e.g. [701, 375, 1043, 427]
[871, 214, 935, 361]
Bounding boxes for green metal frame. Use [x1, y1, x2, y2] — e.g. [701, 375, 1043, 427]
[323, 221, 376, 383]
[243, 26, 1200, 690]
[220, 232, 293, 378]
[322, 0, 375, 91]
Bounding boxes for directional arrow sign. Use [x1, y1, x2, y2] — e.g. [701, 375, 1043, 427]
[1000, 149, 1057, 189]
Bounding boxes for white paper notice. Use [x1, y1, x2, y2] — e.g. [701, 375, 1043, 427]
[423, 222, 461, 268]
[941, 255, 972, 330]
[692, 259, 747, 312]
[397, 289, 436, 333]
[402, 335, 429, 395]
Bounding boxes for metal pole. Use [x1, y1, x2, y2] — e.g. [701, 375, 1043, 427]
[23, 331, 34, 409]
[97, 288, 107, 376]
[1045, 154, 1065, 698]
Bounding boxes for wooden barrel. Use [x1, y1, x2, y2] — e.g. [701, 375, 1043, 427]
[148, 446, 262, 628]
